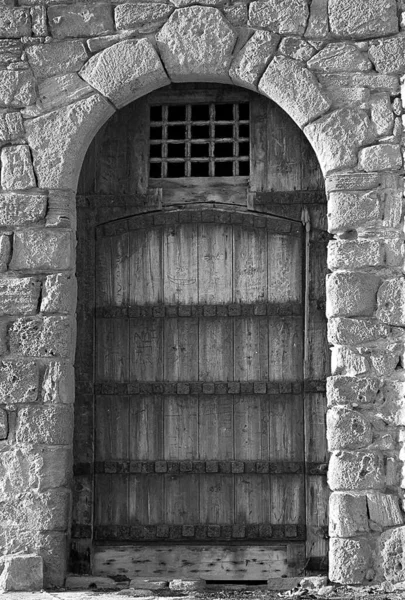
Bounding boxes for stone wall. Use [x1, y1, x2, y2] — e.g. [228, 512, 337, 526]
[0, 0, 405, 589]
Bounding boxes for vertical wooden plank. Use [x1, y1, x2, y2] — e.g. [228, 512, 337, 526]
[129, 228, 162, 304]
[269, 395, 304, 462]
[96, 318, 130, 382]
[129, 475, 165, 524]
[233, 226, 267, 303]
[301, 134, 324, 191]
[95, 474, 129, 526]
[234, 396, 269, 460]
[95, 396, 130, 460]
[128, 96, 150, 195]
[163, 224, 198, 304]
[266, 101, 302, 192]
[198, 223, 232, 304]
[200, 475, 234, 524]
[304, 393, 327, 464]
[249, 95, 268, 192]
[165, 474, 199, 524]
[110, 233, 129, 307]
[235, 475, 271, 524]
[164, 396, 198, 460]
[129, 396, 163, 460]
[198, 395, 234, 460]
[234, 317, 269, 381]
[199, 318, 233, 381]
[307, 312, 330, 380]
[268, 317, 303, 382]
[271, 476, 305, 525]
[96, 236, 113, 309]
[129, 319, 163, 381]
[306, 477, 329, 566]
[268, 234, 302, 304]
[164, 318, 198, 381]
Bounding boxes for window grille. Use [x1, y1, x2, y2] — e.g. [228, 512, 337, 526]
[149, 102, 250, 178]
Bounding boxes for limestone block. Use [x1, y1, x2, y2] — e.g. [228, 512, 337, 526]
[367, 492, 404, 528]
[377, 278, 405, 326]
[369, 37, 405, 74]
[31, 5, 48, 37]
[0, 8, 31, 38]
[0, 70, 35, 108]
[42, 360, 74, 404]
[47, 189, 75, 228]
[0, 408, 7, 439]
[16, 404, 73, 444]
[48, 4, 114, 39]
[329, 492, 368, 537]
[328, 0, 398, 39]
[170, 580, 206, 591]
[329, 537, 375, 584]
[304, 108, 374, 175]
[331, 346, 369, 377]
[328, 240, 384, 270]
[328, 451, 385, 491]
[41, 273, 76, 314]
[156, 7, 236, 83]
[327, 376, 382, 407]
[326, 272, 380, 318]
[326, 172, 381, 193]
[26, 40, 88, 80]
[10, 229, 72, 271]
[327, 191, 381, 234]
[80, 39, 169, 109]
[304, 0, 329, 38]
[359, 144, 402, 172]
[1, 145, 36, 191]
[370, 93, 394, 136]
[0, 112, 24, 143]
[87, 30, 138, 53]
[0, 40, 23, 66]
[0, 554, 43, 592]
[380, 526, 405, 583]
[248, 0, 308, 34]
[39, 73, 94, 113]
[328, 318, 389, 346]
[9, 316, 74, 359]
[0, 359, 38, 403]
[230, 31, 279, 90]
[327, 407, 372, 451]
[308, 43, 371, 72]
[370, 347, 400, 377]
[317, 72, 399, 93]
[278, 37, 316, 61]
[129, 579, 168, 590]
[0, 277, 40, 316]
[259, 56, 330, 128]
[1, 489, 70, 533]
[115, 4, 173, 30]
[35, 531, 67, 588]
[222, 4, 247, 26]
[0, 235, 10, 271]
[0, 192, 46, 227]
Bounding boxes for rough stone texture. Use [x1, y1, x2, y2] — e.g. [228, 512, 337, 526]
[369, 37, 405, 74]
[80, 39, 169, 110]
[367, 492, 403, 528]
[328, 0, 398, 39]
[380, 527, 405, 583]
[41, 273, 76, 314]
[156, 7, 236, 83]
[0, 8, 31, 38]
[0, 235, 10, 272]
[230, 31, 279, 90]
[39, 73, 94, 113]
[26, 41, 88, 80]
[86, 30, 138, 53]
[0, 554, 43, 592]
[308, 43, 371, 72]
[304, 108, 374, 174]
[0, 360, 38, 404]
[0, 277, 40, 316]
[48, 4, 114, 39]
[0, 193, 47, 227]
[278, 37, 316, 61]
[305, 0, 329, 38]
[9, 316, 74, 359]
[359, 144, 402, 172]
[36, 532, 67, 588]
[16, 404, 73, 444]
[0, 70, 35, 108]
[42, 360, 74, 404]
[329, 375, 383, 406]
[327, 407, 372, 451]
[170, 580, 206, 591]
[26, 94, 114, 190]
[259, 56, 331, 128]
[223, 4, 247, 26]
[317, 72, 399, 93]
[326, 272, 380, 318]
[370, 93, 394, 136]
[0, 40, 22, 67]
[129, 579, 169, 590]
[331, 346, 369, 377]
[377, 279, 405, 326]
[328, 318, 389, 346]
[329, 492, 369, 537]
[0, 408, 7, 439]
[0, 112, 24, 143]
[115, 4, 173, 30]
[328, 240, 384, 270]
[328, 451, 385, 491]
[327, 191, 381, 234]
[10, 229, 72, 271]
[248, 0, 308, 34]
[1, 145, 36, 191]
[329, 537, 375, 584]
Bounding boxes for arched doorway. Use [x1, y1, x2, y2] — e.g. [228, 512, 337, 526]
[72, 84, 329, 581]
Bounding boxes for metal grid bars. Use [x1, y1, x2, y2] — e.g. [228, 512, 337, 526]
[149, 102, 250, 178]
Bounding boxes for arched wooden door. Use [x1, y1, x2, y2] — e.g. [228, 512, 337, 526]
[72, 84, 329, 582]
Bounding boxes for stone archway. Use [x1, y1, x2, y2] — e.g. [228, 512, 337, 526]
[1, 2, 404, 588]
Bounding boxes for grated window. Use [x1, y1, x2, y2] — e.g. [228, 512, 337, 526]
[149, 102, 250, 178]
